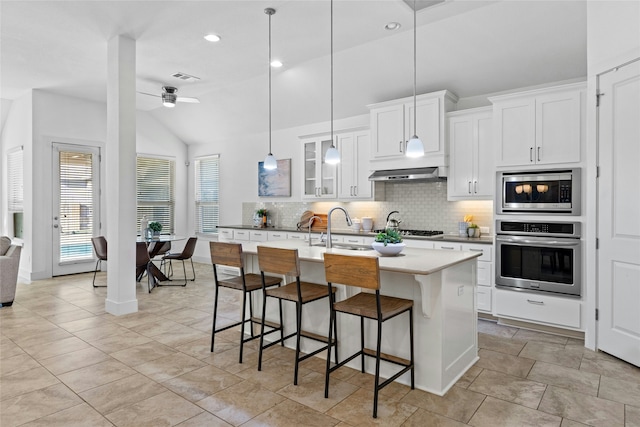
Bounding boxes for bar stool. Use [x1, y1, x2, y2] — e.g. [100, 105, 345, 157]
[209, 242, 283, 363]
[323, 253, 414, 418]
[257, 246, 338, 385]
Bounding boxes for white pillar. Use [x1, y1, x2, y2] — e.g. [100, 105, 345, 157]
[105, 35, 138, 315]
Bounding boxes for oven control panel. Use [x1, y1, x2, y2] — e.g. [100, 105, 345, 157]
[497, 220, 581, 238]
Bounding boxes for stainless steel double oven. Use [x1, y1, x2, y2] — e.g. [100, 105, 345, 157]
[495, 220, 582, 296]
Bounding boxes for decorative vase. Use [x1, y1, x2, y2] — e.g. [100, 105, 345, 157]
[371, 241, 405, 256]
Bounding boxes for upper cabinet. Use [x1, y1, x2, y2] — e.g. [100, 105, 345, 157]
[490, 82, 586, 167]
[302, 135, 337, 199]
[337, 130, 372, 199]
[301, 129, 379, 201]
[447, 107, 494, 200]
[368, 90, 458, 170]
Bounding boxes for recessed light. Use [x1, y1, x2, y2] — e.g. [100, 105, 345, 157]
[204, 34, 221, 42]
[385, 22, 401, 30]
[270, 60, 283, 68]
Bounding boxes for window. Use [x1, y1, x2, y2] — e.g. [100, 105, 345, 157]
[7, 147, 23, 212]
[195, 155, 220, 234]
[136, 156, 175, 234]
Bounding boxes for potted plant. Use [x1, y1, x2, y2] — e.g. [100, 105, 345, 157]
[148, 221, 162, 237]
[256, 208, 268, 227]
[372, 228, 405, 256]
[467, 223, 480, 238]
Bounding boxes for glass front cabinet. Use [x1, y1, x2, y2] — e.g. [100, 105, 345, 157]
[302, 135, 337, 199]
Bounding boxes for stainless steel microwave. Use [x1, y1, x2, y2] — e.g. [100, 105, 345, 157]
[497, 168, 581, 215]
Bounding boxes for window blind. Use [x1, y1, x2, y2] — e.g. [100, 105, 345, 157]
[136, 156, 175, 234]
[195, 155, 220, 234]
[58, 150, 94, 260]
[7, 148, 23, 212]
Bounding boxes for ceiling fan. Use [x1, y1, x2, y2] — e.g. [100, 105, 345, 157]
[137, 86, 200, 108]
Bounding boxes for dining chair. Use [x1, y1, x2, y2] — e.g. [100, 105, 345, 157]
[160, 237, 197, 286]
[323, 252, 414, 418]
[90, 236, 108, 288]
[257, 246, 338, 385]
[209, 241, 283, 362]
[135, 242, 156, 293]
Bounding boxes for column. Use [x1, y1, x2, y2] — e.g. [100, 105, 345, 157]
[105, 35, 138, 315]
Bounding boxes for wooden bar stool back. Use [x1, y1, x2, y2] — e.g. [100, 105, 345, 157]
[210, 242, 282, 363]
[257, 246, 338, 385]
[323, 253, 415, 418]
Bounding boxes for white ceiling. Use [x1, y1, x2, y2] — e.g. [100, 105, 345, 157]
[0, 0, 587, 145]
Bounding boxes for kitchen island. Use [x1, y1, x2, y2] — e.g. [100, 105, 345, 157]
[239, 239, 481, 396]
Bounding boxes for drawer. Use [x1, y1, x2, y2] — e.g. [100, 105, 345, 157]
[267, 231, 288, 241]
[250, 231, 268, 242]
[234, 230, 250, 241]
[343, 236, 365, 245]
[462, 243, 493, 262]
[435, 242, 462, 251]
[477, 261, 492, 286]
[404, 239, 435, 249]
[495, 289, 581, 329]
[477, 287, 492, 312]
[219, 229, 234, 241]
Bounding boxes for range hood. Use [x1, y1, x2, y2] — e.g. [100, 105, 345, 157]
[368, 167, 446, 182]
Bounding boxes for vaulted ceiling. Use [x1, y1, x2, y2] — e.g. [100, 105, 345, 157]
[0, 0, 587, 144]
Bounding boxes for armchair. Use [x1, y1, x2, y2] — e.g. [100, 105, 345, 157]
[1, 236, 22, 307]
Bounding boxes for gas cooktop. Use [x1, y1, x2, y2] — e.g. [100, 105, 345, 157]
[373, 229, 444, 237]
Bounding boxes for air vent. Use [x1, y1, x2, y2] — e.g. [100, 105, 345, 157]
[171, 72, 200, 82]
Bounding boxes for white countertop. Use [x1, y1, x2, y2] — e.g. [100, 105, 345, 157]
[241, 239, 481, 276]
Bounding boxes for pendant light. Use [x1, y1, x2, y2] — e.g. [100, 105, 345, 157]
[263, 7, 278, 170]
[324, 0, 340, 165]
[405, 0, 425, 158]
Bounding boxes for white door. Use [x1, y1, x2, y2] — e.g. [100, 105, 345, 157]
[597, 59, 640, 367]
[52, 143, 101, 276]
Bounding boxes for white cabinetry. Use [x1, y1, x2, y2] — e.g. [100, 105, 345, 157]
[267, 231, 288, 241]
[337, 131, 372, 199]
[448, 107, 494, 200]
[462, 243, 493, 313]
[491, 82, 585, 167]
[302, 135, 337, 199]
[495, 289, 581, 329]
[368, 90, 458, 170]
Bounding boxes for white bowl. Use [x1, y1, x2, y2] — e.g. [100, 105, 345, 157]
[371, 241, 405, 256]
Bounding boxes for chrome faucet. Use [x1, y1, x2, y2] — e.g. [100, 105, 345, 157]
[307, 216, 322, 246]
[326, 206, 353, 249]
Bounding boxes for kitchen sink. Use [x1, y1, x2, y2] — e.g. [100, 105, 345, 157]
[311, 242, 374, 251]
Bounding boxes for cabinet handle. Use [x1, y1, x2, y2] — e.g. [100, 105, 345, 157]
[468, 181, 472, 194]
[399, 141, 403, 153]
[469, 249, 483, 252]
[537, 147, 541, 162]
[527, 299, 544, 305]
[353, 186, 357, 196]
[530, 147, 533, 162]
[474, 181, 478, 194]
[351, 186, 355, 196]
[441, 246, 455, 250]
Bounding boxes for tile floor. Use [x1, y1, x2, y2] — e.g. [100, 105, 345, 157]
[1, 262, 639, 427]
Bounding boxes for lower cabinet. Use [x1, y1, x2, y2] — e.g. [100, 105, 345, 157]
[462, 243, 493, 314]
[495, 289, 581, 329]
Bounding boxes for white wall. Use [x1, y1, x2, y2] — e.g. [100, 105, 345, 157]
[1, 90, 188, 280]
[583, 0, 640, 349]
[0, 92, 33, 278]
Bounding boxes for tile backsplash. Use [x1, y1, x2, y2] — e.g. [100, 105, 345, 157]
[243, 181, 494, 235]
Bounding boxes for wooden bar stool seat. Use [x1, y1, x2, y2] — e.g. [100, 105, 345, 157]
[257, 246, 338, 385]
[323, 253, 415, 418]
[210, 242, 283, 363]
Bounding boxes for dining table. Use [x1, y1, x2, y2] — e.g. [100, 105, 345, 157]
[136, 235, 187, 289]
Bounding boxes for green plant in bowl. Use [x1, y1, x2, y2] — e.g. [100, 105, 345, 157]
[374, 229, 403, 246]
[148, 221, 162, 233]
